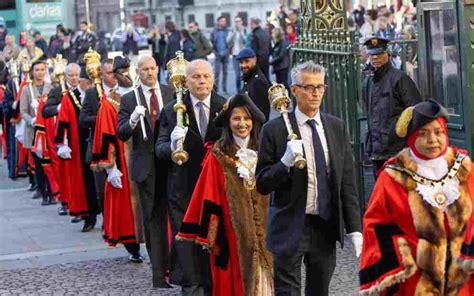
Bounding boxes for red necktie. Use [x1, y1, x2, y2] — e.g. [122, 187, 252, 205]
[149, 88, 159, 131]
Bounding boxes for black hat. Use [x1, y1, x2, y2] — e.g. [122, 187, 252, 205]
[363, 37, 390, 55]
[395, 99, 449, 139]
[214, 93, 266, 127]
[112, 56, 130, 72]
[79, 66, 89, 80]
[31, 56, 47, 70]
[235, 48, 256, 61]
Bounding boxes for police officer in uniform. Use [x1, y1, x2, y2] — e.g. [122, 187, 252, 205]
[362, 37, 422, 176]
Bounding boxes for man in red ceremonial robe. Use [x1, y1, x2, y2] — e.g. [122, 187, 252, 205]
[91, 89, 143, 262]
[52, 63, 98, 231]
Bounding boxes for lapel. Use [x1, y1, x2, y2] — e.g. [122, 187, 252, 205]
[137, 86, 152, 128]
[184, 93, 201, 138]
[205, 93, 221, 141]
[320, 112, 337, 183]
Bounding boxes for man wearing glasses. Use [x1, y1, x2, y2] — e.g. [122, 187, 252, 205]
[362, 37, 421, 176]
[256, 61, 362, 295]
[188, 22, 212, 60]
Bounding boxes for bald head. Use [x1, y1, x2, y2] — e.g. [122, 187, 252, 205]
[137, 55, 158, 87]
[186, 59, 214, 100]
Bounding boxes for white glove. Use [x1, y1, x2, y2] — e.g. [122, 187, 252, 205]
[0, 124, 3, 136]
[12, 100, 18, 110]
[57, 104, 61, 112]
[170, 126, 188, 152]
[106, 165, 123, 189]
[130, 105, 146, 124]
[30, 117, 36, 126]
[57, 144, 72, 159]
[281, 140, 304, 167]
[346, 232, 363, 258]
[35, 138, 43, 159]
[30, 99, 39, 110]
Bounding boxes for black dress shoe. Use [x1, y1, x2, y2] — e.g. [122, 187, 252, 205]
[28, 184, 37, 192]
[128, 254, 143, 263]
[48, 198, 58, 205]
[32, 191, 42, 199]
[71, 216, 83, 223]
[41, 198, 49, 206]
[58, 207, 68, 216]
[81, 217, 96, 232]
[153, 282, 173, 289]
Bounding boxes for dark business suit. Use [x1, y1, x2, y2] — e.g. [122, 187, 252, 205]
[155, 92, 225, 293]
[42, 85, 63, 119]
[256, 112, 362, 295]
[117, 84, 173, 287]
[79, 87, 106, 213]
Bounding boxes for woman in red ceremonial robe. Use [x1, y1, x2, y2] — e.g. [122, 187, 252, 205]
[32, 95, 63, 206]
[360, 99, 474, 295]
[90, 90, 143, 262]
[54, 88, 89, 218]
[177, 93, 273, 296]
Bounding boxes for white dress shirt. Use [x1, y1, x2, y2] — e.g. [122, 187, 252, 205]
[190, 94, 211, 135]
[294, 107, 330, 215]
[102, 81, 116, 97]
[129, 82, 164, 128]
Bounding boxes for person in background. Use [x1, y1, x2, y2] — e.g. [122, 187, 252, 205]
[286, 24, 296, 45]
[270, 28, 291, 91]
[1, 35, 20, 62]
[164, 21, 181, 66]
[0, 25, 7, 51]
[352, 1, 366, 28]
[180, 30, 197, 61]
[227, 16, 247, 92]
[236, 48, 271, 120]
[74, 21, 97, 66]
[33, 31, 48, 55]
[121, 24, 140, 61]
[188, 22, 212, 60]
[96, 31, 108, 61]
[360, 9, 378, 39]
[59, 29, 75, 62]
[18, 37, 44, 63]
[249, 17, 271, 80]
[148, 24, 167, 81]
[211, 16, 230, 94]
[48, 24, 64, 58]
[286, 9, 300, 29]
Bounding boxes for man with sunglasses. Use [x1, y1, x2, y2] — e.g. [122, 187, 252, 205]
[363, 37, 421, 176]
[256, 61, 362, 295]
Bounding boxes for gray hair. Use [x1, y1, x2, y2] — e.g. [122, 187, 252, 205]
[137, 55, 156, 69]
[291, 61, 325, 85]
[65, 63, 81, 76]
[250, 17, 261, 25]
[186, 59, 214, 78]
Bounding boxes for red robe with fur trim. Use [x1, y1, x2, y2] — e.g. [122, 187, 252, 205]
[91, 97, 136, 246]
[32, 96, 62, 203]
[360, 147, 474, 295]
[54, 91, 88, 216]
[177, 144, 273, 296]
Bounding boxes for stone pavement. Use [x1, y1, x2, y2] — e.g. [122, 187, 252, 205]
[0, 154, 359, 295]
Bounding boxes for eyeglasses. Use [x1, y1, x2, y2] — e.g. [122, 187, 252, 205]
[295, 84, 327, 93]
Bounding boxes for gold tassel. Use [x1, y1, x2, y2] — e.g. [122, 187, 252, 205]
[395, 106, 414, 138]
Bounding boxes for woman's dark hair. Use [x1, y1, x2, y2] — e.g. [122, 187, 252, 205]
[218, 105, 262, 155]
[165, 21, 176, 32]
[181, 29, 191, 39]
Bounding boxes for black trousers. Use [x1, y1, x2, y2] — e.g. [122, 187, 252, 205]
[81, 161, 99, 217]
[93, 170, 106, 214]
[32, 153, 50, 198]
[257, 56, 270, 80]
[273, 215, 336, 296]
[136, 164, 169, 287]
[275, 69, 289, 91]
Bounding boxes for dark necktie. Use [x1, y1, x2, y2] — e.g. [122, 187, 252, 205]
[149, 88, 159, 131]
[307, 119, 331, 221]
[196, 101, 208, 140]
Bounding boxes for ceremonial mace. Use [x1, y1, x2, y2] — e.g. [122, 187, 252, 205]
[128, 65, 148, 141]
[20, 58, 37, 113]
[166, 51, 188, 165]
[84, 48, 103, 98]
[268, 83, 306, 169]
[49, 54, 68, 92]
[6, 59, 20, 95]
